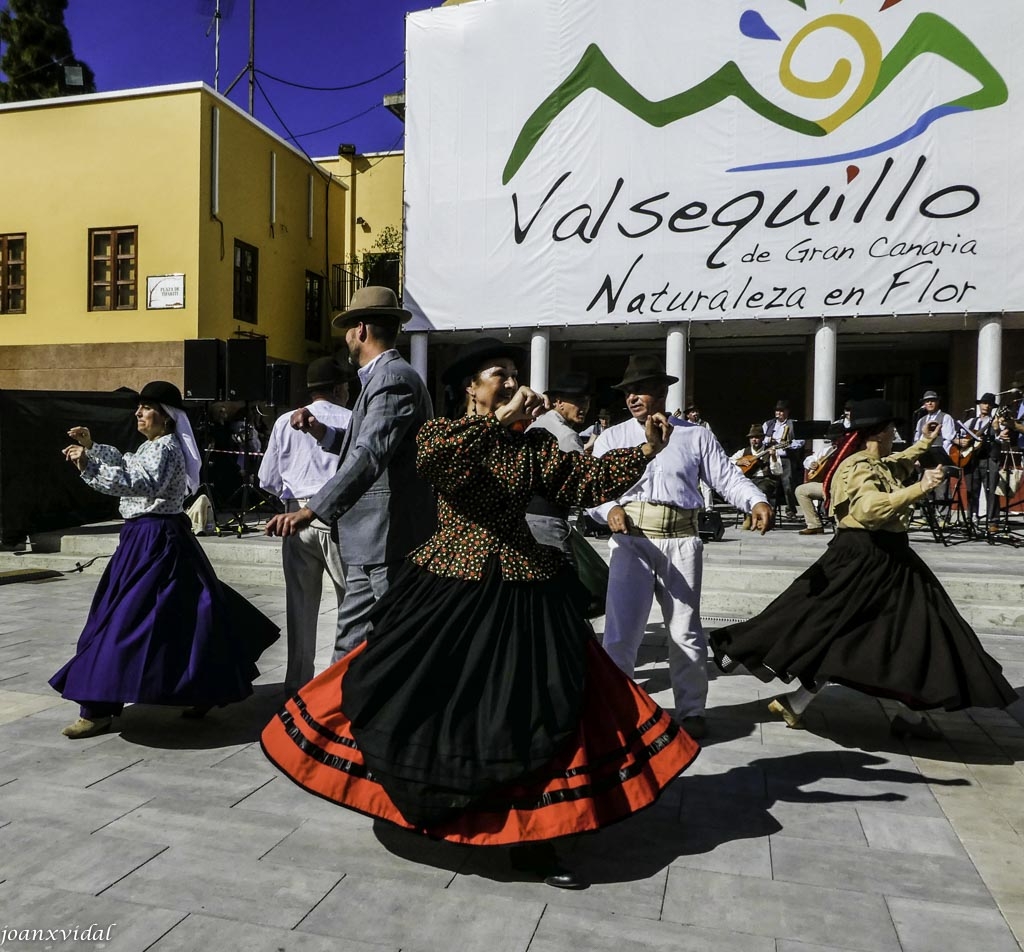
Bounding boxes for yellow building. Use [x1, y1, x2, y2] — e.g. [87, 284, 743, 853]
[0, 82, 393, 396]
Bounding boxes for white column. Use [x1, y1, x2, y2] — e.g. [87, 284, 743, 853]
[409, 332, 428, 385]
[530, 328, 550, 393]
[665, 324, 687, 415]
[977, 314, 1002, 399]
[812, 319, 839, 450]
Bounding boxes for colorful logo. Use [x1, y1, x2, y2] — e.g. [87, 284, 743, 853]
[502, 1, 1007, 184]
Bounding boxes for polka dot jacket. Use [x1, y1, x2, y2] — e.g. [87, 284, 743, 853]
[410, 415, 647, 581]
[80, 435, 188, 519]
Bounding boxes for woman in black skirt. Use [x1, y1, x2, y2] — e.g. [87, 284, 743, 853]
[711, 398, 1016, 739]
[261, 339, 700, 888]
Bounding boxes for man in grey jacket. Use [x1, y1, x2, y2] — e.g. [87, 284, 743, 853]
[265, 286, 435, 660]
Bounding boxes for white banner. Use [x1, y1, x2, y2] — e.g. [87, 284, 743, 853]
[404, 0, 1024, 330]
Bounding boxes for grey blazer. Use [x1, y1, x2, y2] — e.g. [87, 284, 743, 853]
[308, 351, 436, 566]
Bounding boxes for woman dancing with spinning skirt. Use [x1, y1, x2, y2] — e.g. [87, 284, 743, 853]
[712, 398, 1016, 739]
[51, 381, 279, 739]
[261, 339, 699, 889]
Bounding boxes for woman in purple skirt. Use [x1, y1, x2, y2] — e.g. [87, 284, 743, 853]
[50, 381, 278, 739]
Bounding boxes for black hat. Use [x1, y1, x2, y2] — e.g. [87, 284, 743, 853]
[976, 392, 997, 405]
[306, 357, 354, 390]
[849, 398, 894, 432]
[825, 422, 846, 441]
[775, 400, 790, 411]
[441, 337, 526, 388]
[331, 286, 411, 329]
[137, 380, 184, 410]
[547, 371, 590, 396]
[611, 355, 678, 391]
[1012, 369, 1024, 391]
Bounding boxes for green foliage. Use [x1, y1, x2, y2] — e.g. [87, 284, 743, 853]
[0, 0, 96, 103]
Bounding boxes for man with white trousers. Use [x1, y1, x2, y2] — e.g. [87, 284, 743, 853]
[589, 355, 772, 738]
[259, 357, 353, 693]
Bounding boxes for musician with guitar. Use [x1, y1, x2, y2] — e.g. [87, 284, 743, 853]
[794, 423, 845, 535]
[730, 425, 782, 528]
[955, 392, 1000, 528]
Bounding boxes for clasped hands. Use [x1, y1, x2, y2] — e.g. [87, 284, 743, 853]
[62, 426, 93, 472]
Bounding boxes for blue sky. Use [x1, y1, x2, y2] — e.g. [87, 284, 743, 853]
[58, 0, 438, 158]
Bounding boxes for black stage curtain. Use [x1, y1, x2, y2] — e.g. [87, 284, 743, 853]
[0, 390, 141, 545]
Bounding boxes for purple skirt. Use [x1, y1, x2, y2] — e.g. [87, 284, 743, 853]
[50, 513, 278, 707]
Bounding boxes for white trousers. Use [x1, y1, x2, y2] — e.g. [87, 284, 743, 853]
[603, 533, 706, 717]
[281, 524, 346, 691]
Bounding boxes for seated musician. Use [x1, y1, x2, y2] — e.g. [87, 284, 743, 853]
[731, 425, 781, 529]
[795, 423, 844, 536]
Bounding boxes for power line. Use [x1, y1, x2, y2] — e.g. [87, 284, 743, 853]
[293, 102, 382, 140]
[255, 60, 401, 92]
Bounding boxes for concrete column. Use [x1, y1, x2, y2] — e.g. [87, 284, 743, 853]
[409, 332, 428, 385]
[666, 324, 687, 415]
[812, 319, 839, 450]
[977, 314, 1002, 400]
[530, 329, 550, 393]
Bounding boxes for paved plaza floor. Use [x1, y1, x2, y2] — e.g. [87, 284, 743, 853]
[0, 533, 1022, 952]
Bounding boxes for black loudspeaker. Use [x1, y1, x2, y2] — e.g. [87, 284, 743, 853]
[225, 338, 267, 401]
[183, 339, 225, 401]
[266, 363, 292, 406]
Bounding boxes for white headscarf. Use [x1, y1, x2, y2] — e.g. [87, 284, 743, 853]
[162, 404, 202, 494]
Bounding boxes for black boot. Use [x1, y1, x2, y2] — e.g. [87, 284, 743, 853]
[510, 842, 588, 889]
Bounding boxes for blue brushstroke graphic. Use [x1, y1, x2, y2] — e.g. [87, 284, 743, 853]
[728, 104, 968, 172]
[740, 10, 781, 41]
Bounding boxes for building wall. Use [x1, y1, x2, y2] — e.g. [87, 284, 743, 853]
[0, 90, 203, 349]
[198, 95, 348, 364]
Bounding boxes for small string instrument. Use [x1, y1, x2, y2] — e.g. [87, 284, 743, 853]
[734, 440, 790, 476]
[805, 447, 837, 483]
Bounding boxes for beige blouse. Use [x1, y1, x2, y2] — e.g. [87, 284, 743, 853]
[830, 436, 934, 533]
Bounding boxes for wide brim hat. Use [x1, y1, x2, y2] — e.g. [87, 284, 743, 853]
[331, 286, 411, 329]
[136, 380, 185, 411]
[441, 338, 527, 388]
[849, 398, 895, 432]
[920, 390, 940, 401]
[611, 355, 678, 391]
[306, 356, 355, 389]
[547, 371, 590, 396]
[746, 424, 764, 439]
[976, 391, 997, 405]
[825, 422, 847, 440]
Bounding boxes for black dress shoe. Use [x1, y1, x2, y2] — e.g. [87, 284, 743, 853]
[510, 843, 589, 889]
[543, 866, 588, 889]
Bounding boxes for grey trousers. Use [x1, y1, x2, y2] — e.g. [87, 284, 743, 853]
[282, 524, 346, 691]
[331, 561, 404, 662]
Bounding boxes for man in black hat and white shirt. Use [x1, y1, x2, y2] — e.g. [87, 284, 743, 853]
[763, 400, 805, 519]
[265, 287, 435, 661]
[588, 355, 772, 738]
[259, 357, 354, 692]
[914, 390, 955, 452]
[956, 392, 1001, 525]
[525, 371, 591, 558]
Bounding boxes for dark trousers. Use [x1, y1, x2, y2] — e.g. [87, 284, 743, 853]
[777, 457, 800, 513]
[966, 457, 1001, 521]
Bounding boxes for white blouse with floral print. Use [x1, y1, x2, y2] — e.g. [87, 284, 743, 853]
[80, 435, 188, 519]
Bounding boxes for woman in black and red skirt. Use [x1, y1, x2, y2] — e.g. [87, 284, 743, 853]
[711, 398, 1016, 739]
[260, 339, 699, 888]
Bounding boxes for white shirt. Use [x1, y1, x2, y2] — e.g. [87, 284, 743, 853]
[588, 418, 767, 523]
[82, 435, 187, 519]
[914, 410, 955, 452]
[762, 417, 805, 453]
[730, 443, 782, 476]
[258, 398, 352, 500]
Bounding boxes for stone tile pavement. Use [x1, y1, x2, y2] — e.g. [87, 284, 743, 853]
[0, 553, 1022, 951]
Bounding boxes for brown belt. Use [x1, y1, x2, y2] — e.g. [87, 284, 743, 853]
[624, 501, 699, 539]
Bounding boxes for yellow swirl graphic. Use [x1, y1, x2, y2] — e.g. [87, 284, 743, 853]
[780, 14, 883, 133]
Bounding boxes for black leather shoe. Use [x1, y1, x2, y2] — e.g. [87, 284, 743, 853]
[543, 866, 588, 889]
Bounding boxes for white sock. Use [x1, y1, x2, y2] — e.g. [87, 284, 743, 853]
[787, 685, 820, 715]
